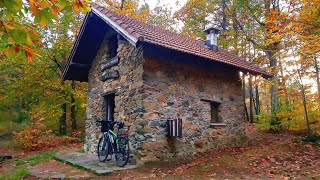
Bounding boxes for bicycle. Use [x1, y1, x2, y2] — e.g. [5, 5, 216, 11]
[96, 120, 130, 167]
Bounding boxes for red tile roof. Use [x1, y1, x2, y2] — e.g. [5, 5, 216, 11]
[93, 5, 272, 78]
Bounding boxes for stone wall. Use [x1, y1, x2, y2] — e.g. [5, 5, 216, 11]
[84, 34, 145, 156]
[136, 47, 246, 162]
[85, 35, 246, 163]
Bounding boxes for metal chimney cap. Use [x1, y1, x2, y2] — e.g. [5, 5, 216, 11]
[204, 26, 221, 34]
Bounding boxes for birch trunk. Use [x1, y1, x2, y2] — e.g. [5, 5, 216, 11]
[249, 74, 254, 123]
[314, 56, 320, 101]
[242, 73, 249, 122]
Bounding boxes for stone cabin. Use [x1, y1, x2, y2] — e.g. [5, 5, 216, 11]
[62, 5, 271, 162]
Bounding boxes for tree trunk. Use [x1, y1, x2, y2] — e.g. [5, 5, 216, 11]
[279, 61, 290, 110]
[120, 0, 125, 10]
[255, 80, 260, 115]
[293, 51, 312, 137]
[70, 81, 77, 132]
[314, 56, 320, 101]
[249, 74, 254, 123]
[242, 73, 249, 122]
[221, 0, 227, 32]
[221, 0, 228, 48]
[301, 86, 312, 137]
[59, 98, 67, 135]
[59, 79, 67, 135]
[268, 51, 279, 120]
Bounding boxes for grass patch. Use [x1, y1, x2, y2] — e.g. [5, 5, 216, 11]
[0, 168, 31, 180]
[301, 135, 320, 144]
[293, 135, 320, 145]
[0, 150, 58, 179]
[15, 149, 58, 166]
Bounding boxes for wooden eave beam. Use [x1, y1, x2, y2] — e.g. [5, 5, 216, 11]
[70, 62, 91, 68]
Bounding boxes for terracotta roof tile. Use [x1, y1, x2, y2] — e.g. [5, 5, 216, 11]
[93, 5, 272, 78]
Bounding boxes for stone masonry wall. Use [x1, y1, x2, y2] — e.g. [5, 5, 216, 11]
[85, 35, 246, 163]
[137, 49, 246, 162]
[84, 35, 145, 156]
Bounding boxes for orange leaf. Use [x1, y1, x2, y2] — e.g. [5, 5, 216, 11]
[28, 30, 40, 37]
[30, 4, 41, 16]
[51, 5, 59, 18]
[40, 15, 46, 28]
[14, 45, 20, 54]
[73, 1, 82, 12]
[26, 51, 33, 63]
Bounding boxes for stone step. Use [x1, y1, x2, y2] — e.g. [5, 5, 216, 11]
[54, 150, 138, 176]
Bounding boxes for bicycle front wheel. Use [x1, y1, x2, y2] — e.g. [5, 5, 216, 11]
[115, 137, 130, 167]
[97, 135, 110, 162]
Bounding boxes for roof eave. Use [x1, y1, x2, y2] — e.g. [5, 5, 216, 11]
[62, 13, 90, 81]
[91, 7, 139, 47]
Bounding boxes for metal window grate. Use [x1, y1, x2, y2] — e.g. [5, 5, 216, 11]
[167, 119, 182, 138]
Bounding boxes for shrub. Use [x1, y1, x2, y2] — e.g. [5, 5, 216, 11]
[14, 126, 83, 150]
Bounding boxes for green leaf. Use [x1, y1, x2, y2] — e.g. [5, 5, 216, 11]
[8, 29, 27, 43]
[18, 49, 27, 59]
[34, 13, 42, 24]
[236, 0, 244, 10]
[1, 34, 9, 42]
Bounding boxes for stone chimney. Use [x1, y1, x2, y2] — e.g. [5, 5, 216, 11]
[204, 26, 220, 52]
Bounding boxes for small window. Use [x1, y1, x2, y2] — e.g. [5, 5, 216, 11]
[201, 99, 225, 126]
[104, 93, 115, 121]
[210, 103, 220, 123]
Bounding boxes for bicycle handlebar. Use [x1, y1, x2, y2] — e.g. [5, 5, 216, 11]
[96, 120, 119, 123]
[96, 120, 125, 129]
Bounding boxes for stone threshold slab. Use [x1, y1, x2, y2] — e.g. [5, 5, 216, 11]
[54, 150, 138, 176]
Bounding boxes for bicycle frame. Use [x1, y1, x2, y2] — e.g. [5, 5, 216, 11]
[104, 129, 120, 154]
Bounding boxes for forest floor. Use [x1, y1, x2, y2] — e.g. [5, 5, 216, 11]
[0, 124, 319, 179]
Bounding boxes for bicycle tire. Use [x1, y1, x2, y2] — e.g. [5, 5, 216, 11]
[97, 135, 110, 162]
[115, 136, 130, 167]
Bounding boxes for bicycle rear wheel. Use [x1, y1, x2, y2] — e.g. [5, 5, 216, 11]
[97, 135, 110, 162]
[115, 137, 130, 167]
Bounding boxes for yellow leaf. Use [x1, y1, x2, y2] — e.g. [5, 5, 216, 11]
[85, 6, 91, 11]
[40, 16, 46, 28]
[4, 23, 14, 30]
[26, 34, 33, 45]
[4, 47, 15, 57]
[39, 1, 51, 8]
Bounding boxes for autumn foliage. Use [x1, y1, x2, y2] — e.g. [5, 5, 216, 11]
[0, 0, 90, 62]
